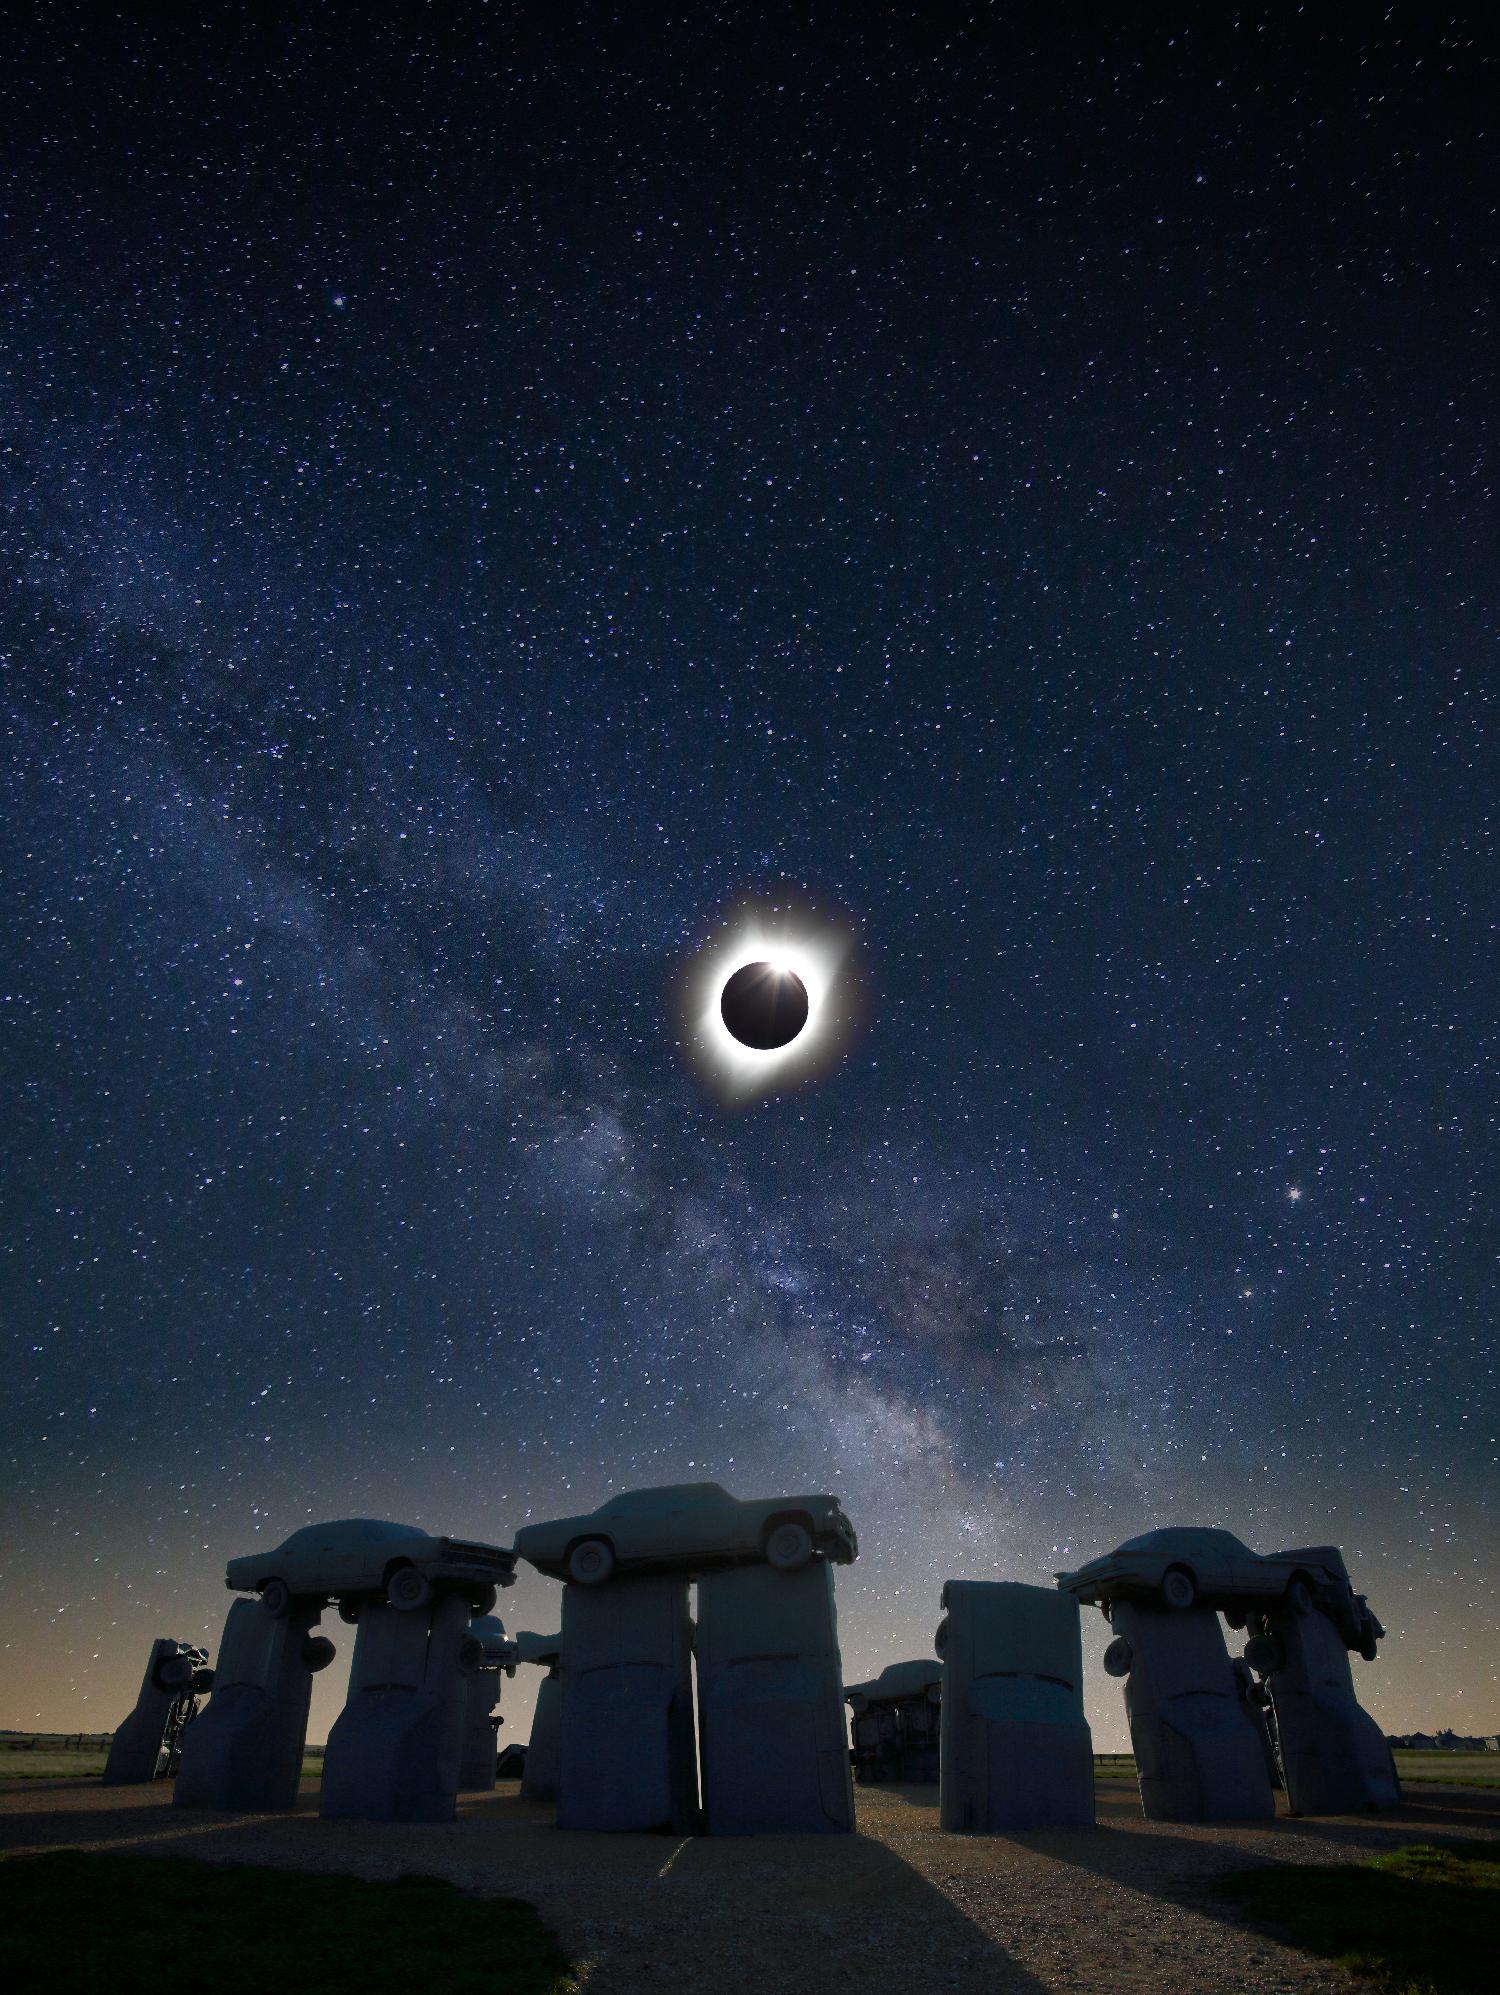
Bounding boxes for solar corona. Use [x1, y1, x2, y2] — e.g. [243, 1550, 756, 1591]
[682, 909, 854, 1099]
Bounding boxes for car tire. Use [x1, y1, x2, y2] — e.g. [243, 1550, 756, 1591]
[470, 1583, 498, 1616]
[337, 1597, 362, 1625]
[925, 1681, 943, 1706]
[934, 1616, 949, 1655]
[1244, 1632, 1284, 1676]
[1223, 1605, 1246, 1630]
[387, 1565, 433, 1611]
[458, 1634, 484, 1675]
[1359, 1628, 1379, 1662]
[1160, 1566, 1196, 1610]
[302, 1635, 337, 1673]
[191, 1668, 215, 1694]
[153, 1652, 193, 1691]
[260, 1578, 292, 1618]
[567, 1538, 615, 1586]
[1103, 1636, 1134, 1678]
[765, 1521, 815, 1571]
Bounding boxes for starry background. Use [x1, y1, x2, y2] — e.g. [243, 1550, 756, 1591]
[2, 7, 1495, 1751]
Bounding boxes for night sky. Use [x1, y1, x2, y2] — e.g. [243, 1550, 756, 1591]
[3, 8, 1495, 1752]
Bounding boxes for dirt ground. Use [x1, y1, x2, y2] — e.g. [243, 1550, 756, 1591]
[3, 1775, 1497, 1995]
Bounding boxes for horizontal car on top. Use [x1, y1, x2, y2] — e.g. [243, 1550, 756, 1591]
[513, 1481, 858, 1585]
[1055, 1528, 1382, 1656]
[225, 1517, 516, 1615]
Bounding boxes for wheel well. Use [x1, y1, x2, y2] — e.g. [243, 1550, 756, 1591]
[1163, 1561, 1196, 1588]
[382, 1556, 415, 1586]
[762, 1510, 814, 1542]
[564, 1533, 614, 1559]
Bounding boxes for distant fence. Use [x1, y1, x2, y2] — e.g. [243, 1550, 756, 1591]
[1, 1736, 113, 1752]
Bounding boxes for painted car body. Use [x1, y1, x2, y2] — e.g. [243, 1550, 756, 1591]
[513, 1481, 858, 1581]
[845, 1659, 942, 1709]
[225, 1517, 516, 1602]
[1055, 1528, 1368, 1632]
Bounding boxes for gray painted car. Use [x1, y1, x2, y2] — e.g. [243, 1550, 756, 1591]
[1056, 1528, 1378, 1650]
[845, 1659, 943, 1712]
[225, 1517, 516, 1614]
[513, 1481, 858, 1585]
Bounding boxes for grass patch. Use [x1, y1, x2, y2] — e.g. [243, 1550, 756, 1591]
[0, 1749, 326, 1784]
[0, 1850, 575, 1995]
[0, 1752, 109, 1779]
[1214, 1841, 1500, 1995]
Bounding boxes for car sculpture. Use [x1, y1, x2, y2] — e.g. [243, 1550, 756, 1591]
[225, 1517, 516, 1615]
[513, 1481, 858, 1585]
[1056, 1529, 1381, 1655]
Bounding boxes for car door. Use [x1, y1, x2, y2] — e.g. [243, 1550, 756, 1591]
[1180, 1533, 1231, 1592]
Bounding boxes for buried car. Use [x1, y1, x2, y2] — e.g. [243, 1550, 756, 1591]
[1056, 1528, 1378, 1645]
[513, 1481, 858, 1585]
[225, 1518, 516, 1614]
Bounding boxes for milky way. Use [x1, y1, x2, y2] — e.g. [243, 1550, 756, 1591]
[1, 11, 1495, 1748]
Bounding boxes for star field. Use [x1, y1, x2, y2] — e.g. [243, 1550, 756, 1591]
[1, 8, 1496, 1748]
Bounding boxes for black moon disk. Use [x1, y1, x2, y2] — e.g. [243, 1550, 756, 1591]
[720, 961, 809, 1050]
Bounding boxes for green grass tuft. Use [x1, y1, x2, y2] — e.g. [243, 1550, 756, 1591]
[1215, 1840, 1500, 1995]
[0, 1850, 576, 1995]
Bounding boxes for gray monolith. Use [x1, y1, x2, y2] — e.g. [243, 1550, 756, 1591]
[696, 1559, 854, 1835]
[516, 1631, 563, 1801]
[557, 1573, 697, 1832]
[457, 1614, 514, 1790]
[846, 1659, 943, 1783]
[937, 1581, 1094, 1832]
[1107, 1598, 1274, 1821]
[320, 1591, 472, 1822]
[104, 1639, 204, 1784]
[1249, 1592, 1400, 1813]
[1232, 1655, 1283, 1790]
[174, 1597, 328, 1810]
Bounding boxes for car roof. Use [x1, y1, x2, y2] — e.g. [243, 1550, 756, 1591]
[602, 1482, 731, 1513]
[283, 1518, 428, 1544]
[1115, 1527, 1253, 1556]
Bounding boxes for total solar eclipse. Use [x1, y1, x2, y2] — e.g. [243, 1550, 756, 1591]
[720, 961, 810, 1049]
[678, 897, 860, 1101]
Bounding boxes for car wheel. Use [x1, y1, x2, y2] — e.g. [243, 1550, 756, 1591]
[925, 1681, 943, 1706]
[934, 1616, 949, 1654]
[1160, 1566, 1196, 1610]
[337, 1597, 362, 1625]
[765, 1521, 815, 1570]
[470, 1583, 498, 1616]
[1223, 1605, 1246, 1630]
[567, 1538, 615, 1586]
[387, 1565, 433, 1611]
[458, 1634, 484, 1675]
[154, 1651, 193, 1691]
[1359, 1628, 1379, 1662]
[302, 1635, 337, 1673]
[1244, 1632, 1284, 1676]
[260, 1578, 292, 1618]
[1103, 1636, 1134, 1678]
[191, 1668, 215, 1694]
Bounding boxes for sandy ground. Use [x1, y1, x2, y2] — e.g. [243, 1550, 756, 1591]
[3, 1775, 1497, 1995]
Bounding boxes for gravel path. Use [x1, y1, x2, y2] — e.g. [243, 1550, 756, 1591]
[4, 1776, 1495, 1994]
